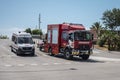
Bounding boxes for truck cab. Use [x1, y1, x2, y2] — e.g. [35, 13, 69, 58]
[65, 30, 93, 60]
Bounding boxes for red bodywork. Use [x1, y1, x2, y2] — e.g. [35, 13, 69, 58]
[44, 23, 92, 54]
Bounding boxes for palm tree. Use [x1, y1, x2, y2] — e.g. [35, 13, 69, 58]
[90, 22, 103, 39]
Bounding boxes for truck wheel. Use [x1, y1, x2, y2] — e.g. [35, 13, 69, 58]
[39, 47, 42, 51]
[81, 54, 89, 60]
[65, 49, 73, 60]
[49, 48, 54, 56]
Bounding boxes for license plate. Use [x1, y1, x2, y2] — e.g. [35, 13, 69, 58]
[72, 51, 79, 55]
[25, 52, 31, 54]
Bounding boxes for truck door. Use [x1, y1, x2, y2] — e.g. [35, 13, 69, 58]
[51, 28, 59, 54]
[44, 30, 51, 52]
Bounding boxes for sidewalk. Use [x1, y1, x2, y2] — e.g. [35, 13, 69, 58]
[92, 48, 120, 59]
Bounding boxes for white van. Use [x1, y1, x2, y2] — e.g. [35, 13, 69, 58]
[11, 32, 35, 56]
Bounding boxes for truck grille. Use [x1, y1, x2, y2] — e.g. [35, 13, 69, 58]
[22, 47, 32, 51]
[79, 45, 90, 50]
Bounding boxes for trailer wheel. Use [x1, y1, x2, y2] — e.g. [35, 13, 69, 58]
[81, 54, 89, 60]
[65, 49, 73, 60]
[48, 48, 54, 56]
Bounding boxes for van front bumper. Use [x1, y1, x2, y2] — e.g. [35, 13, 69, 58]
[17, 48, 35, 55]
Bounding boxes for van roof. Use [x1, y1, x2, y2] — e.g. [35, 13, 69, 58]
[13, 31, 31, 37]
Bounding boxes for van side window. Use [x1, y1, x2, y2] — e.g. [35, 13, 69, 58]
[14, 37, 17, 44]
[12, 36, 15, 42]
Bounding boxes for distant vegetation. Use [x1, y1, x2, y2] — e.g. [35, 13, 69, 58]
[25, 28, 43, 35]
[0, 35, 9, 39]
[91, 8, 120, 51]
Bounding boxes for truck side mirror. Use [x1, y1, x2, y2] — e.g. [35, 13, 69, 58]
[69, 37, 73, 41]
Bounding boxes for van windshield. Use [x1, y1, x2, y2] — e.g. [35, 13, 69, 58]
[74, 31, 92, 41]
[18, 37, 33, 44]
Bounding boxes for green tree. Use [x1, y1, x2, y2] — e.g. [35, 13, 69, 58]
[90, 22, 103, 39]
[0, 35, 8, 39]
[25, 28, 32, 34]
[102, 8, 120, 31]
[32, 29, 43, 35]
[101, 8, 120, 50]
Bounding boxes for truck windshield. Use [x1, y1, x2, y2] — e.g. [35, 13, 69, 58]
[74, 31, 92, 41]
[18, 37, 33, 44]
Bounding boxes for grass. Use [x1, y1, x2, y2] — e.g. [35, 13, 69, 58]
[94, 45, 108, 51]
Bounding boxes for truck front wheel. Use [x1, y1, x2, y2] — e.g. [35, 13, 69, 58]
[65, 49, 73, 60]
[39, 47, 42, 51]
[81, 54, 89, 60]
[48, 48, 54, 56]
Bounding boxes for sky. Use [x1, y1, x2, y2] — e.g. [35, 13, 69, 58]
[0, 0, 120, 37]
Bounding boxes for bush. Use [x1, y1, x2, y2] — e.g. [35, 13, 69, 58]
[32, 29, 43, 35]
[97, 39, 106, 47]
[0, 35, 8, 39]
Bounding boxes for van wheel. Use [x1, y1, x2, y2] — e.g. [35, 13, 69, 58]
[16, 50, 21, 56]
[65, 49, 73, 60]
[81, 54, 89, 60]
[11, 47, 13, 52]
[30, 52, 35, 56]
[48, 48, 54, 56]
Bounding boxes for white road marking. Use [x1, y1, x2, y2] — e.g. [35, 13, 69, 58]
[30, 63, 38, 66]
[4, 56, 120, 67]
[2, 62, 73, 67]
[90, 56, 120, 62]
[17, 64, 25, 66]
[4, 64, 12, 67]
[42, 63, 49, 65]
[53, 63, 61, 65]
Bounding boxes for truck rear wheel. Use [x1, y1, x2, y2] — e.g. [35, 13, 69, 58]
[81, 54, 89, 60]
[48, 48, 54, 56]
[65, 49, 73, 60]
[39, 47, 42, 51]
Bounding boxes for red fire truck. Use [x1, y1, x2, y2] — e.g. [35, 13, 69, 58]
[43, 23, 93, 60]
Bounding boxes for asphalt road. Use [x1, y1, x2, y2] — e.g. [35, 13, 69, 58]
[0, 39, 120, 80]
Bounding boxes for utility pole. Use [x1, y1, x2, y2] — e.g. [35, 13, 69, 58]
[39, 13, 41, 39]
[39, 13, 41, 31]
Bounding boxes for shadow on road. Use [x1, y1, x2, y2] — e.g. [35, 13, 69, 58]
[50, 54, 104, 63]
[16, 54, 38, 57]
